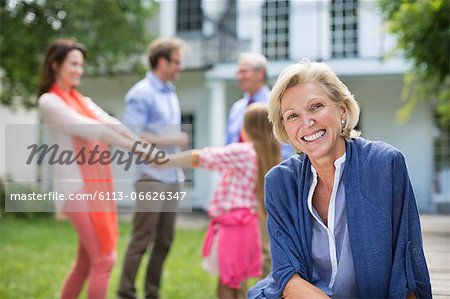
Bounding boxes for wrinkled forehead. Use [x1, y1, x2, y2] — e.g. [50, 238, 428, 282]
[281, 82, 333, 106]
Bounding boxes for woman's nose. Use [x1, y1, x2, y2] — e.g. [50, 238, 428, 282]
[301, 117, 315, 128]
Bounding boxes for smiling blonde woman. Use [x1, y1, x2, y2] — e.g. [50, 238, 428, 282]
[249, 59, 431, 299]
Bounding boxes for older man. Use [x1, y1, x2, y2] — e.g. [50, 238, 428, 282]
[226, 53, 292, 159]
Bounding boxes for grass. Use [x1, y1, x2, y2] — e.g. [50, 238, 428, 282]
[0, 216, 218, 299]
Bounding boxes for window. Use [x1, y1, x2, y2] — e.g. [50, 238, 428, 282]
[331, 0, 358, 58]
[216, 0, 238, 62]
[262, 0, 290, 60]
[176, 0, 203, 33]
[433, 121, 450, 211]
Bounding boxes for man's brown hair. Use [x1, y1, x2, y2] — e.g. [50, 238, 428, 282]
[147, 37, 185, 69]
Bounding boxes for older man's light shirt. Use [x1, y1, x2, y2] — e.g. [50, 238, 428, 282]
[226, 86, 270, 145]
[225, 85, 293, 159]
[307, 153, 357, 298]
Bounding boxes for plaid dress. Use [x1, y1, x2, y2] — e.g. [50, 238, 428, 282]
[199, 142, 258, 218]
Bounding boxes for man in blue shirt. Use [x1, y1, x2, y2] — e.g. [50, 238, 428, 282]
[118, 37, 188, 299]
[226, 53, 293, 159]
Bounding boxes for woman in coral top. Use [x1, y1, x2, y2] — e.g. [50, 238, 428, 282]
[161, 103, 281, 298]
[37, 39, 149, 299]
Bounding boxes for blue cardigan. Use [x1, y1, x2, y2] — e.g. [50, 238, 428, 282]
[249, 138, 432, 298]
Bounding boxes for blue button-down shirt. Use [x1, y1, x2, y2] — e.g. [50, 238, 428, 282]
[226, 86, 293, 159]
[226, 86, 271, 144]
[307, 153, 357, 298]
[123, 71, 184, 183]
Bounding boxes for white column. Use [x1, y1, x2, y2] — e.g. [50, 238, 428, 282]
[206, 80, 226, 146]
[200, 80, 226, 209]
[159, 0, 176, 37]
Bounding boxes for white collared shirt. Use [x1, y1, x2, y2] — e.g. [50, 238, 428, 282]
[307, 153, 357, 297]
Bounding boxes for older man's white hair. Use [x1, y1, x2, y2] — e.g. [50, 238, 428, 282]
[238, 52, 268, 80]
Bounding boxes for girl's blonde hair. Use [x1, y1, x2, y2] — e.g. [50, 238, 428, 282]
[243, 103, 281, 210]
[268, 58, 361, 145]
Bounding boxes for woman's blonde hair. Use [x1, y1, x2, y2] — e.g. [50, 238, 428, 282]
[243, 103, 281, 206]
[268, 58, 361, 145]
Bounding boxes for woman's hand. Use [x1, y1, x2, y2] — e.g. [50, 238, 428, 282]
[282, 275, 330, 299]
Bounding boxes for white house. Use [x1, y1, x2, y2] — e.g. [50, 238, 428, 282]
[77, 0, 447, 212]
[3, 0, 447, 212]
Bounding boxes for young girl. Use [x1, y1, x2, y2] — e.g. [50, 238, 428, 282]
[162, 103, 281, 298]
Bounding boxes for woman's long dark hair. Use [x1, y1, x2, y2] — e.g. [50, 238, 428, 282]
[37, 39, 86, 98]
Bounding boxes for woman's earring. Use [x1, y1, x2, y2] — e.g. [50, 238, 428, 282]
[341, 119, 346, 127]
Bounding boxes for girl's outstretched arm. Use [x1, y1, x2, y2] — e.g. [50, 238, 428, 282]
[160, 149, 201, 168]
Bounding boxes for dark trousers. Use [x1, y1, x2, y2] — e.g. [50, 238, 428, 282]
[118, 176, 180, 299]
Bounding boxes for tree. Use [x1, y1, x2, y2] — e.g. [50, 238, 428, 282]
[380, 0, 450, 125]
[0, 0, 156, 108]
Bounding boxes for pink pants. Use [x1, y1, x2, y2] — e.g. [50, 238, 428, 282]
[60, 211, 116, 299]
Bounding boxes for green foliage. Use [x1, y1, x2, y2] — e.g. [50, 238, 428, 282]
[380, 0, 450, 125]
[0, 0, 156, 108]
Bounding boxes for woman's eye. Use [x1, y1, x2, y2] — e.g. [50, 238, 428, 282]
[311, 103, 323, 110]
[286, 113, 298, 120]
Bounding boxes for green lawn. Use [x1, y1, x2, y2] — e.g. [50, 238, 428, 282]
[0, 216, 218, 299]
